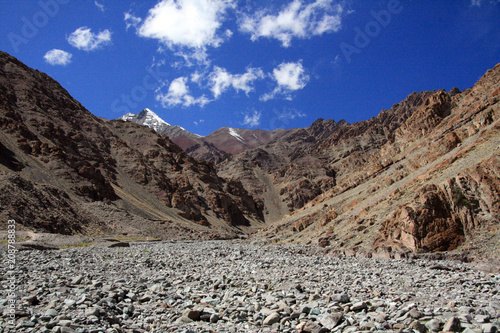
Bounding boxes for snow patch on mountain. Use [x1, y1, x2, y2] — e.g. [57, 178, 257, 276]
[119, 108, 172, 133]
[229, 128, 245, 143]
[120, 113, 135, 121]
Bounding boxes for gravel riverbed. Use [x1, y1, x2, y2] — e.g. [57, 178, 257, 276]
[1, 240, 499, 333]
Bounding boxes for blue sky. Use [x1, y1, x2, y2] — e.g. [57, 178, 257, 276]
[1, 0, 499, 136]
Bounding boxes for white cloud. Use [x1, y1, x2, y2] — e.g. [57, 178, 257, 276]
[240, 0, 344, 47]
[67, 27, 112, 51]
[262, 61, 309, 101]
[156, 77, 210, 107]
[191, 71, 204, 84]
[224, 29, 233, 38]
[470, 0, 500, 6]
[242, 110, 262, 127]
[209, 66, 265, 98]
[136, 0, 234, 50]
[94, 1, 105, 12]
[274, 61, 309, 90]
[174, 48, 210, 67]
[124, 12, 142, 30]
[277, 108, 306, 120]
[44, 49, 73, 66]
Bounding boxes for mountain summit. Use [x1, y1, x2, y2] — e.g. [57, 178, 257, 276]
[120, 108, 171, 132]
[119, 110, 294, 163]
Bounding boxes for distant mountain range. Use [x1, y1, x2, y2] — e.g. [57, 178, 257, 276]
[1, 50, 499, 264]
[120, 108, 294, 163]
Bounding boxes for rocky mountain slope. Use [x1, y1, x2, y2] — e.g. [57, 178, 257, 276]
[1, 50, 498, 263]
[0, 51, 263, 239]
[216, 92, 438, 224]
[256, 64, 500, 264]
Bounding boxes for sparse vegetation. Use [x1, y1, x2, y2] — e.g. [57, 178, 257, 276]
[58, 241, 94, 249]
[106, 236, 161, 242]
[0, 236, 30, 243]
[452, 185, 470, 208]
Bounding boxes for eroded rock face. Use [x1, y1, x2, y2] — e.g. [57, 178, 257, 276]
[373, 71, 500, 254]
[257, 64, 500, 261]
[396, 90, 452, 143]
[375, 184, 465, 252]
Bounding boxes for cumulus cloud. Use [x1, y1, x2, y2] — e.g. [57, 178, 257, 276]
[156, 77, 210, 107]
[135, 0, 234, 49]
[67, 27, 112, 51]
[240, 0, 344, 47]
[242, 110, 262, 127]
[209, 66, 265, 98]
[261, 61, 309, 101]
[43, 49, 72, 66]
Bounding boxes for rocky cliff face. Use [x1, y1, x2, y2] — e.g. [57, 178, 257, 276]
[257, 64, 499, 264]
[0, 51, 263, 238]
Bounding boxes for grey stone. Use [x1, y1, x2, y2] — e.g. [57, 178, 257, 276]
[443, 316, 462, 332]
[409, 308, 423, 319]
[331, 293, 350, 303]
[71, 276, 83, 285]
[375, 313, 388, 323]
[351, 301, 367, 312]
[482, 324, 498, 333]
[45, 309, 59, 317]
[409, 320, 428, 333]
[263, 312, 280, 326]
[60, 327, 76, 333]
[426, 318, 442, 332]
[320, 312, 343, 329]
[59, 320, 72, 327]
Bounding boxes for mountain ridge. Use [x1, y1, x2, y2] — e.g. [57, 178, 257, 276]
[0, 50, 263, 239]
[120, 108, 296, 163]
[1, 50, 498, 264]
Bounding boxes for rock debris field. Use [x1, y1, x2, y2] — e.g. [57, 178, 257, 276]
[1, 241, 499, 333]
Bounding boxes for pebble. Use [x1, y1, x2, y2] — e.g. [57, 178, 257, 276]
[1, 240, 499, 333]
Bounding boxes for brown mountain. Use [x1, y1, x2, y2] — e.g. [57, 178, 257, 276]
[1, 50, 498, 263]
[121, 109, 294, 164]
[217, 118, 349, 222]
[257, 64, 500, 265]
[0, 51, 263, 239]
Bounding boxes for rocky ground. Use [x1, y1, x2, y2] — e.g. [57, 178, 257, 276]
[0, 240, 499, 333]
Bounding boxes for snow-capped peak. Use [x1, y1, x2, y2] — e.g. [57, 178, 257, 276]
[120, 108, 172, 133]
[229, 128, 245, 143]
[119, 113, 135, 121]
[118, 109, 201, 139]
[137, 108, 171, 127]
